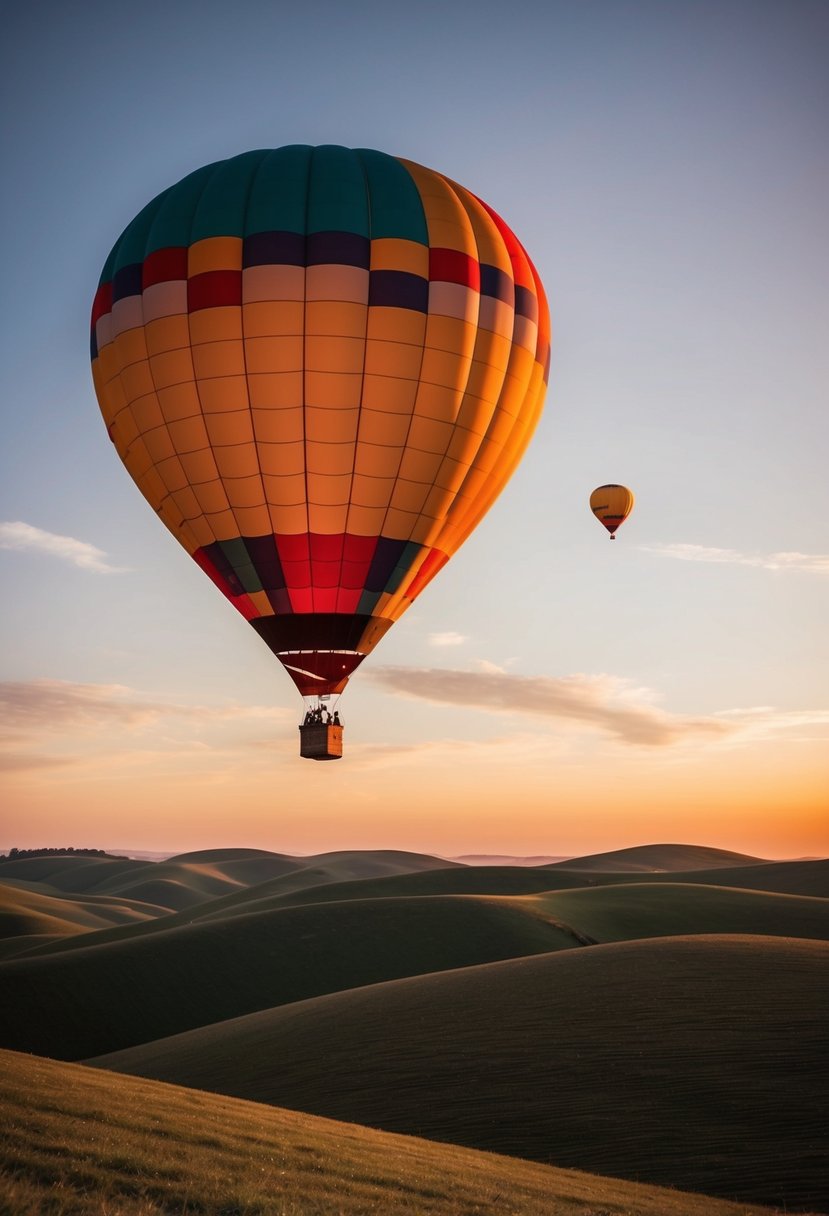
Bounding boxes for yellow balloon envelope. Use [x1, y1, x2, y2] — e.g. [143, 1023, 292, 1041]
[590, 485, 634, 539]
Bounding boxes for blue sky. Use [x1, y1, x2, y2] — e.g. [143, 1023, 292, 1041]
[1, 0, 827, 857]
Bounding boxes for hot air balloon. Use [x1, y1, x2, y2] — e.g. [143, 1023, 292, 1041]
[590, 484, 634, 539]
[91, 146, 550, 758]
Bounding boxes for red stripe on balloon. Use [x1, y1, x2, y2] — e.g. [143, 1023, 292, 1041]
[192, 547, 257, 618]
[429, 248, 480, 290]
[143, 247, 188, 288]
[403, 547, 449, 600]
[335, 587, 362, 612]
[229, 591, 260, 620]
[474, 197, 536, 290]
[188, 270, 242, 312]
[91, 282, 113, 329]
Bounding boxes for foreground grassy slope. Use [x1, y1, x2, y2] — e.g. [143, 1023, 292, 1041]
[0, 1051, 789, 1216]
[93, 936, 829, 1212]
[0, 895, 581, 1059]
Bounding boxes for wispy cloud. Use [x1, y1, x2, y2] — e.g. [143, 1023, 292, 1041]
[340, 729, 571, 772]
[0, 680, 294, 775]
[428, 631, 468, 647]
[0, 521, 126, 573]
[0, 685, 296, 778]
[366, 666, 732, 746]
[643, 542, 829, 575]
[0, 680, 291, 731]
[714, 706, 829, 743]
[0, 753, 78, 772]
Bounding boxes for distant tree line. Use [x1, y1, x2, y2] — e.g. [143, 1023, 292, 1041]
[0, 847, 126, 863]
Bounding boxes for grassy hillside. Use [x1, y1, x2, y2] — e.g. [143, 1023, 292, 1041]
[0, 881, 167, 942]
[0, 894, 582, 1059]
[0, 886, 129, 940]
[8, 856, 826, 966]
[0, 1050, 788, 1216]
[193, 863, 578, 922]
[519, 882, 829, 943]
[194, 858, 829, 922]
[653, 858, 829, 898]
[91, 935, 829, 1212]
[0, 854, 157, 893]
[0, 848, 461, 931]
[546, 843, 767, 871]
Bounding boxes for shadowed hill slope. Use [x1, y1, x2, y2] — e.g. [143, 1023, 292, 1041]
[0, 895, 582, 1060]
[9, 855, 826, 963]
[546, 843, 767, 871]
[0, 854, 156, 893]
[91, 935, 829, 1212]
[5, 855, 478, 961]
[195, 859, 829, 922]
[194, 863, 576, 921]
[0, 847, 461, 928]
[0, 883, 167, 941]
[0, 1050, 787, 1216]
[519, 882, 829, 942]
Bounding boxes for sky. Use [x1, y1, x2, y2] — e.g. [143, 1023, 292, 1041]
[1, 0, 827, 860]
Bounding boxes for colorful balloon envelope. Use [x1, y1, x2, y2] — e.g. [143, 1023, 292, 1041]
[590, 484, 635, 539]
[91, 146, 550, 747]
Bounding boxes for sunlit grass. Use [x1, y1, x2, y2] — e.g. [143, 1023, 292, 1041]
[0, 1049, 800, 1216]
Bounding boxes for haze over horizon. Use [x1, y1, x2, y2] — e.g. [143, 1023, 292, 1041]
[1, 0, 827, 860]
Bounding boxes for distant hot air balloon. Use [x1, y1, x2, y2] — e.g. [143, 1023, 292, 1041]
[589, 485, 634, 539]
[91, 146, 550, 758]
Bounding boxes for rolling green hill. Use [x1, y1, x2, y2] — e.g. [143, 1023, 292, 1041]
[192, 858, 829, 922]
[7, 853, 825, 966]
[0, 847, 460, 918]
[0, 894, 582, 1060]
[0, 881, 166, 940]
[518, 881, 829, 942]
[90, 935, 829, 1212]
[0, 1049, 788, 1216]
[5, 853, 479, 960]
[545, 843, 767, 871]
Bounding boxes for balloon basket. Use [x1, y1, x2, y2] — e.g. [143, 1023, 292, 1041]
[299, 723, 344, 761]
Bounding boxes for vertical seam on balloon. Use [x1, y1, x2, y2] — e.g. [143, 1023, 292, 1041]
[369, 158, 431, 581]
[414, 172, 484, 562]
[97, 228, 128, 462]
[426, 189, 517, 555]
[335, 147, 373, 617]
[440, 185, 514, 551]
[443, 215, 536, 552]
[204, 155, 262, 583]
[101, 190, 175, 451]
[185, 160, 231, 553]
[138, 191, 196, 551]
[237, 151, 272, 606]
[301, 148, 313, 609]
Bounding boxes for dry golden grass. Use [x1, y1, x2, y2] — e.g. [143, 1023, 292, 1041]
[92, 935, 829, 1212]
[0, 1049, 801, 1216]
